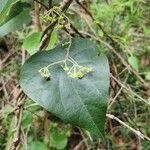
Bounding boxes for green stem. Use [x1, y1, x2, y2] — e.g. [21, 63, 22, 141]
[46, 60, 65, 68]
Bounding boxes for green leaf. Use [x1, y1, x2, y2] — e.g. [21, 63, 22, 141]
[20, 38, 110, 138]
[0, 0, 19, 14]
[46, 32, 58, 50]
[128, 55, 139, 72]
[22, 110, 32, 129]
[145, 72, 150, 81]
[0, 0, 30, 26]
[0, 9, 31, 37]
[0, 0, 10, 12]
[0, 0, 21, 26]
[23, 32, 58, 55]
[23, 32, 42, 55]
[29, 141, 47, 150]
[2, 105, 13, 114]
[50, 132, 68, 149]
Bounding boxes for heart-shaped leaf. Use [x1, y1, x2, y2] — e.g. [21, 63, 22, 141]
[20, 38, 110, 138]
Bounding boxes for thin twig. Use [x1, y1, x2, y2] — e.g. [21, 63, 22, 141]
[9, 92, 26, 150]
[21, 128, 28, 150]
[34, 0, 42, 31]
[110, 74, 150, 106]
[70, 24, 85, 38]
[108, 74, 129, 109]
[39, 21, 57, 50]
[107, 114, 150, 141]
[60, 0, 73, 12]
[44, 110, 49, 145]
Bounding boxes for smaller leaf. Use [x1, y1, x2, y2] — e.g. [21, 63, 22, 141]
[23, 32, 42, 55]
[29, 141, 47, 150]
[46, 32, 58, 50]
[50, 131, 68, 150]
[128, 55, 139, 72]
[2, 105, 13, 114]
[145, 72, 150, 81]
[22, 110, 32, 129]
[23, 32, 58, 55]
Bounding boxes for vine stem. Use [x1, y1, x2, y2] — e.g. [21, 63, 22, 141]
[68, 56, 80, 66]
[44, 54, 78, 71]
[46, 60, 65, 68]
[63, 36, 71, 57]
